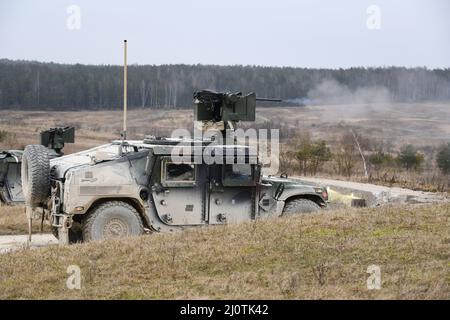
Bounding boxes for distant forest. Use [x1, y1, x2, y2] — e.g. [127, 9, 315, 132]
[0, 59, 449, 110]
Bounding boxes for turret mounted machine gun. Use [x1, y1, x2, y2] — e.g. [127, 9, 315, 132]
[193, 90, 281, 139]
[194, 89, 281, 123]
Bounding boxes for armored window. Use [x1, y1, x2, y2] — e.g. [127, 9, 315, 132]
[222, 164, 255, 187]
[161, 159, 196, 186]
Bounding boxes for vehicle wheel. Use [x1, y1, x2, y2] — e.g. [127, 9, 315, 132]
[21, 145, 50, 207]
[82, 201, 144, 241]
[282, 198, 321, 215]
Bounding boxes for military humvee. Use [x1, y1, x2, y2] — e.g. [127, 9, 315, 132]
[22, 91, 328, 244]
[0, 150, 24, 204]
[0, 127, 74, 205]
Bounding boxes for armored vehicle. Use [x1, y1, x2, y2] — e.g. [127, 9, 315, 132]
[22, 91, 328, 244]
[0, 150, 24, 204]
[0, 127, 74, 205]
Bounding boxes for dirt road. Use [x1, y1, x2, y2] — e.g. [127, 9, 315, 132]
[0, 234, 57, 254]
[296, 177, 448, 207]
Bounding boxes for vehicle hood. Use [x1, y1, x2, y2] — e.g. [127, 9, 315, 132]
[262, 175, 321, 188]
[50, 143, 120, 179]
[261, 175, 328, 202]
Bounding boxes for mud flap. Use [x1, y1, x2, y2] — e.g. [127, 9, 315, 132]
[56, 215, 72, 245]
[25, 206, 43, 247]
[26, 206, 32, 247]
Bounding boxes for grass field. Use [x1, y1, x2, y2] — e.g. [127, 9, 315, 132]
[1, 102, 450, 152]
[0, 203, 448, 299]
[0, 205, 50, 235]
[0, 103, 449, 299]
[1, 102, 449, 192]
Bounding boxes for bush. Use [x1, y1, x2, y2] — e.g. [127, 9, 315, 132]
[368, 150, 394, 176]
[397, 145, 424, 171]
[0, 129, 18, 149]
[436, 143, 450, 175]
[295, 139, 331, 175]
[369, 151, 393, 167]
[0, 130, 8, 143]
[333, 132, 358, 177]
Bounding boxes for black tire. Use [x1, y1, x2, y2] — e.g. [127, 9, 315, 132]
[82, 201, 144, 241]
[21, 145, 50, 207]
[282, 198, 321, 215]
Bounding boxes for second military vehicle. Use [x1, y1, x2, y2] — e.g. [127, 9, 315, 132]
[0, 127, 74, 205]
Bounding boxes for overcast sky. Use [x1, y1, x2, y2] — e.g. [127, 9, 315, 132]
[0, 0, 449, 68]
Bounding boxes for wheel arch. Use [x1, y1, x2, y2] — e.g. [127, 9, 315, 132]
[284, 194, 325, 208]
[80, 197, 150, 228]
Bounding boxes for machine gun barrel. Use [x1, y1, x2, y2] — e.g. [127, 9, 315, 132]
[256, 97, 282, 102]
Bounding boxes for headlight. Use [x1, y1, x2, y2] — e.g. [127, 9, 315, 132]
[315, 187, 328, 201]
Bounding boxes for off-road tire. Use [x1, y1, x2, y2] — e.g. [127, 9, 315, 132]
[21, 145, 50, 207]
[82, 201, 144, 241]
[282, 198, 321, 215]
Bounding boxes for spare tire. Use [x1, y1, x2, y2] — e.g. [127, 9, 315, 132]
[21, 145, 50, 207]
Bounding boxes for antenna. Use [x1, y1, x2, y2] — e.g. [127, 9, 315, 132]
[122, 39, 128, 141]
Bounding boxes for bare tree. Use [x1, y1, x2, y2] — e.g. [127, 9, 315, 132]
[334, 132, 357, 177]
[34, 70, 40, 106]
[339, 124, 368, 177]
[140, 79, 150, 107]
[350, 128, 368, 177]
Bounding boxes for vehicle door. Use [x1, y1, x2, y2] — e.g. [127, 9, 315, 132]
[208, 163, 257, 225]
[1, 162, 24, 203]
[152, 157, 206, 226]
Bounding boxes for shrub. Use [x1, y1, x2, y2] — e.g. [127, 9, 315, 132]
[333, 132, 357, 177]
[295, 139, 331, 175]
[0, 130, 8, 143]
[397, 144, 424, 171]
[368, 150, 394, 172]
[436, 143, 450, 175]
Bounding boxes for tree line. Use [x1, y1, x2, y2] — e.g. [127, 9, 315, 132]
[0, 59, 449, 110]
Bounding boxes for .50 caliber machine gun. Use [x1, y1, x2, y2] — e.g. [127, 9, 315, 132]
[193, 90, 281, 123]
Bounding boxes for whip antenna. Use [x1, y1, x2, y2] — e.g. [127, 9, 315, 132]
[122, 39, 128, 141]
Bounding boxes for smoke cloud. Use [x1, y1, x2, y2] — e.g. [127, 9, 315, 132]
[307, 79, 391, 105]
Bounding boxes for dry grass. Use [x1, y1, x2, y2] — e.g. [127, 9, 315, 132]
[2, 102, 450, 151]
[0, 203, 449, 299]
[0, 104, 449, 299]
[0, 109, 193, 152]
[0, 205, 50, 235]
[1, 104, 450, 193]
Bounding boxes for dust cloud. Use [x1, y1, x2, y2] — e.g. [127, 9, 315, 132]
[307, 79, 391, 105]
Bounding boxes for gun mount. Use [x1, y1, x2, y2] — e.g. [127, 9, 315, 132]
[40, 127, 75, 157]
[193, 90, 281, 123]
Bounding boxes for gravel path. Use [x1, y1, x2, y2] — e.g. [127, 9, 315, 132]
[295, 176, 448, 207]
[0, 234, 58, 254]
